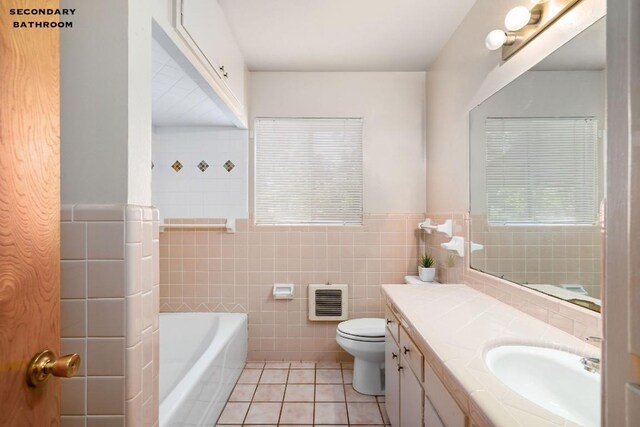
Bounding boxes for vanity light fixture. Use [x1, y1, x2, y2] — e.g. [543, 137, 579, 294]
[485, 30, 516, 51]
[504, 6, 541, 31]
[485, 0, 583, 60]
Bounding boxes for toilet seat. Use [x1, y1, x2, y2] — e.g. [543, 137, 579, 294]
[337, 318, 385, 342]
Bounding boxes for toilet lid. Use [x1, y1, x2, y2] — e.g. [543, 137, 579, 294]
[337, 318, 385, 338]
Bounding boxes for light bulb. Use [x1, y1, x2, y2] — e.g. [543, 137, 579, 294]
[505, 6, 532, 31]
[485, 30, 507, 50]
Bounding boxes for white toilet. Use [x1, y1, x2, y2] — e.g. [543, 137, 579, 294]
[336, 277, 435, 395]
[336, 317, 386, 395]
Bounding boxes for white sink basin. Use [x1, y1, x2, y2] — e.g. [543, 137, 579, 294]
[484, 345, 600, 427]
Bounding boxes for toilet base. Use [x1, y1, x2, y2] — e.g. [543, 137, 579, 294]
[352, 358, 385, 395]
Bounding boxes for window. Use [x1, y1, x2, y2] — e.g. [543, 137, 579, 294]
[485, 117, 598, 225]
[255, 118, 363, 225]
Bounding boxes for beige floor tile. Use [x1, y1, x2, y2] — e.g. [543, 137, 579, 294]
[316, 369, 343, 384]
[217, 402, 249, 424]
[237, 369, 262, 384]
[317, 361, 341, 369]
[287, 369, 315, 384]
[341, 362, 354, 370]
[244, 402, 282, 424]
[253, 384, 286, 402]
[342, 369, 353, 384]
[259, 369, 288, 384]
[279, 402, 314, 424]
[347, 402, 384, 424]
[290, 361, 315, 369]
[264, 361, 291, 369]
[344, 385, 377, 402]
[315, 384, 345, 402]
[379, 402, 390, 424]
[284, 384, 315, 402]
[228, 384, 256, 402]
[245, 362, 265, 369]
[314, 402, 349, 424]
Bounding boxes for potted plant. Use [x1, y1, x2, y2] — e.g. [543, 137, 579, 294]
[419, 254, 436, 282]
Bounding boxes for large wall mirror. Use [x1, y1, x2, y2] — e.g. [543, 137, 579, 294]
[469, 17, 605, 312]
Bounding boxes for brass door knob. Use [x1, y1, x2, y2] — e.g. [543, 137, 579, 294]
[26, 350, 81, 387]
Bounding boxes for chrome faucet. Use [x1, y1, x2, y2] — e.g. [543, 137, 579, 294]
[580, 357, 601, 374]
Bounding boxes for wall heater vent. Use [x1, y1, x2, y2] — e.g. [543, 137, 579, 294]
[308, 284, 348, 321]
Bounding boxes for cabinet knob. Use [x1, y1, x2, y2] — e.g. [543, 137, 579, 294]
[391, 352, 397, 359]
[403, 346, 410, 354]
[386, 319, 392, 324]
[397, 365, 404, 372]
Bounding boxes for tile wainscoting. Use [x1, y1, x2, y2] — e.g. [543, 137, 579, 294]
[159, 214, 426, 361]
[470, 214, 601, 298]
[60, 204, 160, 427]
[422, 212, 602, 343]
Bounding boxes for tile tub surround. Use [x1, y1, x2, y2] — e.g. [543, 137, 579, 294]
[159, 213, 426, 361]
[60, 204, 160, 427]
[219, 361, 389, 425]
[421, 212, 602, 342]
[381, 284, 600, 427]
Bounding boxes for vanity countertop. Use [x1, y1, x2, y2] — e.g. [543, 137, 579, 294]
[381, 284, 599, 427]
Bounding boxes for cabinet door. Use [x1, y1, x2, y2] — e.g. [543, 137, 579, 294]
[385, 337, 400, 427]
[424, 396, 445, 427]
[179, 0, 245, 108]
[180, 0, 226, 78]
[423, 360, 466, 427]
[400, 364, 424, 427]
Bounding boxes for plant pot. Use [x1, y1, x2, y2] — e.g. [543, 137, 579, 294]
[418, 267, 436, 282]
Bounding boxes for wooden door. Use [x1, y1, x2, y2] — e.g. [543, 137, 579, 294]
[0, 0, 61, 425]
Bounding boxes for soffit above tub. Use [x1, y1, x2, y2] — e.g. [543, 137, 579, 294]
[152, 38, 234, 127]
[217, 0, 476, 71]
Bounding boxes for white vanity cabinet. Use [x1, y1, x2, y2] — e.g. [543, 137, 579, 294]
[385, 304, 468, 427]
[385, 307, 424, 427]
[176, 0, 246, 112]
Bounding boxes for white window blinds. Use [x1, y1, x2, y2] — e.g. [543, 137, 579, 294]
[485, 117, 598, 225]
[255, 118, 363, 225]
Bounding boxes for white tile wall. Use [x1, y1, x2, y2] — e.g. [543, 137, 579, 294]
[152, 126, 248, 221]
[60, 204, 159, 427]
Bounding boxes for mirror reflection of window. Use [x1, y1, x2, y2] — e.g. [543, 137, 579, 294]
[468, 18, 606, 309]
[485, 117, 598, 226]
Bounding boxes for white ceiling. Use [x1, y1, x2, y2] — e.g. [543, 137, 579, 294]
[533, 18, 606, 71]
[217, 0, 477, 71]
[152, 39, 234, 127]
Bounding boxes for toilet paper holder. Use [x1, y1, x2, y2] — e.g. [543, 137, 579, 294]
[273, 284, 294, 300]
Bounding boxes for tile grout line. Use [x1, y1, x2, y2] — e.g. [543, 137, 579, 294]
[342, 363, 350, 427]
[275, 365, 288, 426]
[241, 364, 265, 425]
[312, 363, 316, 426]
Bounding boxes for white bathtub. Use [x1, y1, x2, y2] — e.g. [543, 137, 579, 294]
[159, 313, 248, 426]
